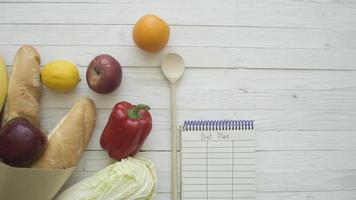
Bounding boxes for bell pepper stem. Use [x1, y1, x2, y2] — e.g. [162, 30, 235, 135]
[127, 104, 150, 119]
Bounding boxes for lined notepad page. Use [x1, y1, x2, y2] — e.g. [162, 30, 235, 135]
[181, 130, 256, 200]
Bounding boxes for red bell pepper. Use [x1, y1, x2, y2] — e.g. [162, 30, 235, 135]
[100, 101, 152, 160]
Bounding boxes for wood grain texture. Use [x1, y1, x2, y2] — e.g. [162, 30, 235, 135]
[1, 45, 356, 70]
[67, 169, 356, 193]
[258, 191, 356, 200]
[1, 24, 356, 50]
[65, 151, 356, 192]
[0, 0, 355, 30]
[12, 68, 353, 111]
[1, 0, 356, 199]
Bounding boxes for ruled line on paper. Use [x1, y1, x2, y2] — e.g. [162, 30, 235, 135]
[184, 183, 255, 186]
[184, 198, 255, 200]
[183, 178, 255, 185]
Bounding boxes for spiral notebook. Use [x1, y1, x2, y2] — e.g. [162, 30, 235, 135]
[180, 120, 256, 200]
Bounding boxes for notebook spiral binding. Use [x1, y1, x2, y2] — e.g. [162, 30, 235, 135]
[182, 120, 254, 131]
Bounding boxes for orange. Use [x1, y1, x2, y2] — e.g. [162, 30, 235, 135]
[133, 14, 170, 53]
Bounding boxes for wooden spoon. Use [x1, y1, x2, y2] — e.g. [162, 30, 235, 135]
[161, 53, 185, 200]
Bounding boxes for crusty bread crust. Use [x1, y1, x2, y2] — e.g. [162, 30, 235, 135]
[31, 97, 96, 169]
[2, 45, 42, 127]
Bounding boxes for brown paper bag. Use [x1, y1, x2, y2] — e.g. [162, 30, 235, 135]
[0, 162, 74, 200]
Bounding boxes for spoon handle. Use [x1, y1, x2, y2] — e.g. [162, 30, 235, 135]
[170, 83, 178, 200]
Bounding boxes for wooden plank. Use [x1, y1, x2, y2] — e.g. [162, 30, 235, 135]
[258, 171, 356, 192]
[58, 190, 356, 200]
[4, 67, 353, 95]
[23, 67, 355, 114]
[76, 151, 356, 173]
[33, 68, 356, 109]
[1, 25, 356, 49]
[258, 190, 356, 200]
[40, 107, 356, 151]
[257, 131, 356, 151]
[47, 67, 356, 91]
[258, 151, 356, 172]
[40, 85, 356, 111]
[136, 190, 356, 200]
[1, 45, 356, 70]
[0, 0, 355, 29]
[66, 151, 356, 192]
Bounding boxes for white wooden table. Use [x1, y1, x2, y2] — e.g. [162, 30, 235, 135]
[1, 1, 356, 199]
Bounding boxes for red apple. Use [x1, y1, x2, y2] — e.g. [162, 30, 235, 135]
[86, 54, 122, 94]
[0, 117, 47, 167]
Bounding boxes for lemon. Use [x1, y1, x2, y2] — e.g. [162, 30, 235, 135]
[41, 60, 80, 92]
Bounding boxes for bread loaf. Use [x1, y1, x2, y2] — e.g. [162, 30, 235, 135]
[2, 45, 42, 127]
[31, 97, 96, 169]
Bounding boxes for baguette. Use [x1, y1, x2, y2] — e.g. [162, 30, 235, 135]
[2, 45, 42, 127]
[31, 97, 96, 169]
